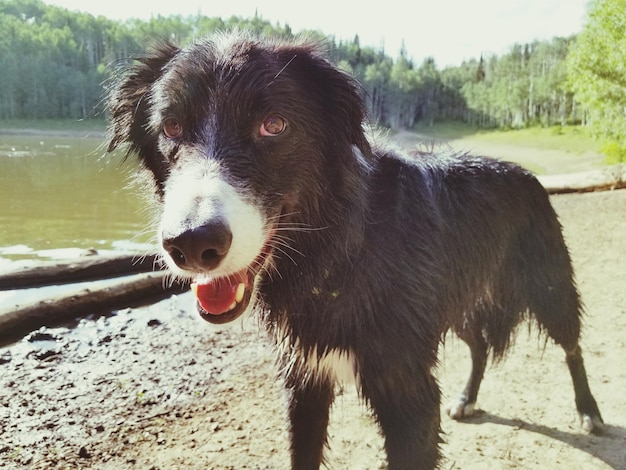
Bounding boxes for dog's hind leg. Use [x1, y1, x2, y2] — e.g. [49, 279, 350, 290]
[564, 344, 604, 433]
[520, 226, 604, 432]
[537, 311, 604, 432]
[536, 302, 603, 432]
[447, 319, 489, 420]
[285, 377, 334, 470]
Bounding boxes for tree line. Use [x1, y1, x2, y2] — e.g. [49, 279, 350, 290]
[0, 0, 623, 159]
[333, 36, 576, 130]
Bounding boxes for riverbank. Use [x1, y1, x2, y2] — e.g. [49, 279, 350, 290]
[0, 120, 106, 139]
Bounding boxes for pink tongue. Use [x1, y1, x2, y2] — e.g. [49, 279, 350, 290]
[194, 275, 243, 315]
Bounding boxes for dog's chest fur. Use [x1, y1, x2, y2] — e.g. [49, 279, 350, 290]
[266, 275, 362, 386]
[276, 332, 359, 386]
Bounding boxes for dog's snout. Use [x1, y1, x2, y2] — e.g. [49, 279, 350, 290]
[162, 221, 233, 271]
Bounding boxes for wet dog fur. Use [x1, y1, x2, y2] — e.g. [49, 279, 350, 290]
[107, 32, 603, 469]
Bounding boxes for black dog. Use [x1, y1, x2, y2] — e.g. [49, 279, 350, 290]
[107, 32, 603, 469]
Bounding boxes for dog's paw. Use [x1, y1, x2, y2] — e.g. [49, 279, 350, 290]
[446, 398, 476, 420]
[580, 413, 604, 434]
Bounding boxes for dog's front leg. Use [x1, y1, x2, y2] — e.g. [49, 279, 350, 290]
[366, 372, 442, 470]
[285, 376, 334, 470]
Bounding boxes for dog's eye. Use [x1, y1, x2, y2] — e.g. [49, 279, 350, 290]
[163, 118, 183, 139]
[260, 115, 287, 136]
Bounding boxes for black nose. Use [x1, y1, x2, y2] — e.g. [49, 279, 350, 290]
[162, 221, 233, 271]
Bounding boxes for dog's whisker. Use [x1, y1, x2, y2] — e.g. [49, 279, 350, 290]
[270, 233, 295, 243]
[267, 213, 329, 233]
[268, 54, 297, 85]
[268, 243, 300, 267]
[270, 235, 305, 257]
[266, 210, 301, 221]
[274, 225, 328, 233]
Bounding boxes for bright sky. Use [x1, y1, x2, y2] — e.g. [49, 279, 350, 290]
[43, 0, 589, 66]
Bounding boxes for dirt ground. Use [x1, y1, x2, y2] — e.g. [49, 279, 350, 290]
[1, 191, 625, 469]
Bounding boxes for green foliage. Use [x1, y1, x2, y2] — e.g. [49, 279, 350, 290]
[567, 0, 626, 162]
[600, 141, 626, 164]
[0, 0, 291, 120]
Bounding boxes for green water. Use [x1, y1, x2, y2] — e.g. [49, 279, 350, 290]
[0, 133, 155, 264]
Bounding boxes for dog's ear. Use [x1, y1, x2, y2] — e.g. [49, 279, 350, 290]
[107, 42, 180, 155]
[279, 44, 372, 159]
[322, 62, 372, 157]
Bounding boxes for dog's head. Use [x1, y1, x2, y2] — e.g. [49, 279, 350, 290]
[108, 33, 371, 324]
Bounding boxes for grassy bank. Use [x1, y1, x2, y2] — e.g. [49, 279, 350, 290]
[402, 123, 609, 174]
[416, 123, 603, 156]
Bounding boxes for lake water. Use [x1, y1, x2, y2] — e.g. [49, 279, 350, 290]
[0, 132, 155, 267]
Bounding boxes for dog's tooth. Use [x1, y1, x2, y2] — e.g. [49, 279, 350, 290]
[235, 283, 245, 303]
[191, 282, 198, 296]
[228, 301, 237, 311]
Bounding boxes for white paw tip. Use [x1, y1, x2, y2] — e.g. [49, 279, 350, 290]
[580, 414, 604, 434]
[447, 400, 475, 420]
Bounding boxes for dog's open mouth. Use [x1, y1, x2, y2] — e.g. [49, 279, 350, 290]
[190, 244, 272, 324]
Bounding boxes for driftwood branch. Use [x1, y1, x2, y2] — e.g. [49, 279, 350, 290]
[0, 272, 188, 346]
[538, 164, 626, 194]
[0, 253, 160, 290]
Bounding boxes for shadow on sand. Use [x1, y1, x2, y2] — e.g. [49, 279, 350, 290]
[458, 410, 625, 469]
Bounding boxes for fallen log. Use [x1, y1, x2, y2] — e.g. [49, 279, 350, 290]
[0, 272, 188, 346]
[538, 163, 626, 194]
[0, 253, 161, 290]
